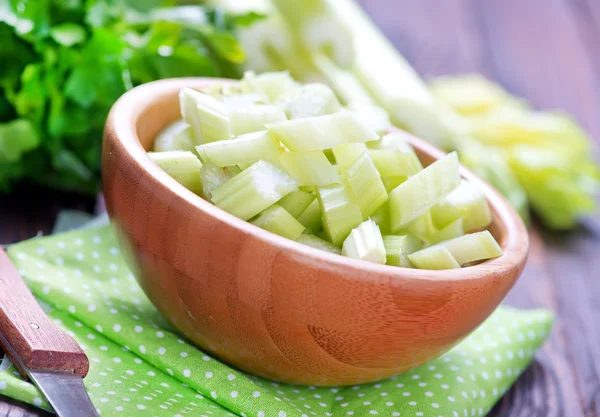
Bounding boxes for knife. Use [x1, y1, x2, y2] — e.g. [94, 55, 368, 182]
[0, 247, 99, 417]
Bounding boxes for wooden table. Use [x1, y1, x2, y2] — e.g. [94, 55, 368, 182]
[2, 0, 599, 415]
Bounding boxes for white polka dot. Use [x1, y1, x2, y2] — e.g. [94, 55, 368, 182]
[100, 346, 108, 351]
[425, 391, 433, 397]
[136, 404, 146, 410]
[253, 391, 261, 398]
[402, 392, 410, 397]
[156, 331, 164, 338]
[202, 356, 210, 361]
[230, 391, 238, 398]
[432, 403, 440, 408]
[158, 347, 166, 355]
[183, 369, 191, 377]
[380, 392, 388, 396]
[409, 401, 416, 406]
[110, 309, 118, 314]
[448, 396, 455, 402]
[33, 398, 42, 406]
[139, 345, 146, 354]
[434, 373, 443, 379]
[369, 411, 377, 415]
[68, 306, 76, 313]
[412, 374, 420, 379]
[76, 252, 85, 261]
[279, 412, 286, 417]
[441, 384, 449, 389]
[135, 326, 143, 333]
[0, 381, 8, 390]
[227, 374, 236, 381]
[180, 352, 188, 357]
[210, 391, 217, 399]
[96, 325, 103, 332]
[42, 285, 50, 294]
[115, 406, 123, 411]
[457, 376, 465, 383]
[258, 412, 265, 417]
[100, 398, 108, 403]
[205, 371, 213, 378]
[113, 324, 121, 332]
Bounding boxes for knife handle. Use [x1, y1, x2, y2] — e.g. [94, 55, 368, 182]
[0, 247, 89, 378]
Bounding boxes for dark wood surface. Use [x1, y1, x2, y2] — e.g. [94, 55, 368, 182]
[1, 0, 599, 415]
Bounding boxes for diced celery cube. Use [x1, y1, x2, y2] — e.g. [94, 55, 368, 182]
[179, 88, 231, 144]
[389, 152, 460, 231]
[282, 83, 341, 119]
[297, 199, 323, 233]
[344, 151, 388, 219]
[279, 150, 339, 186]
[196, 130, 282, 168]
[369, 149, 422, 177]
[333, 143, 368, 170]
[241, 71, 300, 103]
[408, 246, 461, 270]
[317, 183, 363, 246]
[211, 160, 297, 220]
[347, 103, 391, 135]
[153, 120, 195, 152]
[148, 151, 203, 195]
[278, 190, 316, 218]
[383, 235, 423, 267]
[371, 202, 390, 234]
[342, 219, 386, 264]
[296, 233, 341, 255]
[428, 217, 464, 244]
[200, 163, 240, 201]
[382, 176, 407, 192]
[251, 204, 305, 240]
[228, 103, 287, 136]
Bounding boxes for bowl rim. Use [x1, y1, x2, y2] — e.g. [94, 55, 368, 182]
[105, 76, 529, 283]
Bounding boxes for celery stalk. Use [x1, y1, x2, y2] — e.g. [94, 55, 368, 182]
[153, 120, 194, 152]
[279, 150, 339, 186]
[383, 235, 423, 267]
[404, 211, 437, 243]
[430, 179, 492, 232]
[266, 111, 379, 151]
[179, 88, 231, 144]
[196, 130, 283, 167]
[343, 150, 388, 219]
[278, 190, 316, 218]
[251, 204, 306, 240]
[148, 151, 203, 195]
[227, 103, 287, 135]
[241, 71, 300, 103]
[389, 152, 460, 231]
[297, 198, 323, 232]
[332, 143, 368, 170]
[382, 176, 407, 193]
[200, 163, 239, 201]
[281, 83, 341, 119]
[347, 103, 391, 135]
[408, 246, 460, 270]
[415, 230, 503, 267]
[342, 219, 386, 264]
[296, 233, 341, 254]
[211, 160, 297, 220]
[371, 202, 390, 234]
[428, 218, 464, 245]
[317, 183, 363, 246]
[369, 149, 422, 178]
[373, 132, 423, 171]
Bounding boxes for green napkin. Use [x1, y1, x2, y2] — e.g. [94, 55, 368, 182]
[1, 224, 553, 417]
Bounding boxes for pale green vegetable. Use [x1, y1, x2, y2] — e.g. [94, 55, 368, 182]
[266, 111, 379, 151]
[279, 150, 339, 186]
[227, 103, 287, 135]
[297, 199, 323, 232]
[241, 70, 300, 102]
[251, 204, 306, 240]
[296, 233, 341, 254]
[389, 152, 460, 231]
[196, 130, 282, 167]
[371, 202, 390, 234]
[317, 183, 363, 246]
[382, 176, 407, 193]
[348, 103, 391, 135]
[200, 163, 240, 201]
[383, 235, 423, 267]
[179, 88, 231, 143]
[408, 246, 460, 270]
[343, 150, 388, 219]
[431, 179, 492, 232]
[416, 230, 503, 266]
[148, 151, 203, 195]
[332, 143, 368, 170]
[211, 160, 297, 220]
[369, 149, 422, 178]
[282, 83, 341, 119]
[153, 120, 194, 152]
[428, 217, 464, 244]
[342, 219, 386, 264]
[278, 190, 316, 218]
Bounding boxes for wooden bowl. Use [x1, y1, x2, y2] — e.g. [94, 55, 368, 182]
[102, 77, 528, 386]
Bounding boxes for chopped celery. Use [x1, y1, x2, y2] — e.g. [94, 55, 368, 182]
[297, 198, 323, 233]
[241, 70, 300, 102]
[404, 211, 437, 243]
[221, 92, 270, 107]
[317, 183, 363, 246]
[428, 217, 464, 244]
[179, 88, 231, 144]
[389, 152, 460, 231]
[383, 235, 423, 267]
[282, 83, 341, 119]
[344, 150, 388, 219]
[195, 130, 282, 167]
[278, 190, 316, 218]
[227, 103, 287, 135]
[347, 103, 392, 135]
[279, 150, 339, 186]
[342, 219, 386, 264]
[200, 163, 238, 201]
[382, 176, 407, 193]
[148, 151, 203, 195]
[332, 143, 368, 170]
[251, 204, 305, 240]
[408, 246, 460, 270]
[371, 202, 390, 234]
[153, 120, 194, 152]
[369, 149, 422, 177]
[266, 111, 379, 151]
[211, 160, 297, 220]
[296, 233, 341, 255]
[417, 230, 503, 266]
[430, 179, 492, 232]
[374, 132, 423, 170]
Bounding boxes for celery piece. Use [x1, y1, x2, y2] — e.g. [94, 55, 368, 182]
[227, 103, 287, 136]
[430, 179, 492, 232]
[323, 148, 336, 164]
[266, 111, 379, 151]
[282, 83, 341, 119]
[344, 151, 388, 219]
[279, 150, 339, 186]
[428, 217, 464, 245]
[153, 119, 194, 152]
[375, 132, 423, 170]
[296, 233, 341, 255]
[195, 130, 282, 167]
[297, 199, 323, 233]
[222, 92, 270, 107]
[278, 190, 316, 218]
[417, 230, 503, 267]
[389, 152, 460, 231]
[383, 235, 423, 267]
[241, 70, 300, 103]
[382, 176, 407, 193]
[332, 143, 368, 170]
[200, 163, 238, 201]
[211, 160, 297, 220]
[148, 151, 203, 195]
[408, 246, 460, 270]
[371, 202, 390, 234]
[404, 210, 437, 243]
[179, 88, 231, 144]
[369, 149, 422, 178]
[347, 103, 391, 135]
[317, 183, 363, 246]
[251, 204, 305, 240]
[342, 219, 386, 264]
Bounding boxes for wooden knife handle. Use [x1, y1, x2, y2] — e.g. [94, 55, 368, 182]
[0, 247, 89, 378]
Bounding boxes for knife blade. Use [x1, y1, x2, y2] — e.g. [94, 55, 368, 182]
[0, 247, 99, 416]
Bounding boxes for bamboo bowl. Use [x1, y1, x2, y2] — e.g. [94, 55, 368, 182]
[102, 77, 528, 386]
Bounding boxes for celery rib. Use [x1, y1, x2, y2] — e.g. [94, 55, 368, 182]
[343, 150, 388, 220]
[383, 235, 423, 267]
[297, 199, 323, 233]
[251, 204, 306, 240]
[153, 120, 194, 152]
[408, 246, 460, 270]
[279, 150, 339, 186]
[179, 88, 232, 144]
[148, 151, 203, 195]
[342, 219, 386, 264]
[317, 183, 363, 246]
[278, 190, 316, 218]
[296, 233, 341, 255]
[196, 130, 282, 168]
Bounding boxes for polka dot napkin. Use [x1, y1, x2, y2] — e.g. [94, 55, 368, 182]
[1, 224, 553, 417]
